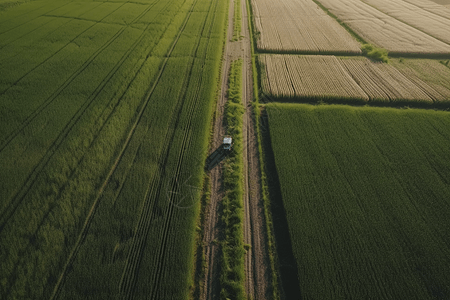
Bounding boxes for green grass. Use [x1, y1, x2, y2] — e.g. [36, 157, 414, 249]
[266, 103, 450, 299]
[232, 0, 241, 41]
[220, 58, 246, 300]
[362, 43, 390, 63]
[0, 0, 228, 298]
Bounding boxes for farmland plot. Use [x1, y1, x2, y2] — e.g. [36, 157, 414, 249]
[267, 104, 450, 300]
[0, 0, 227, 298]
[402, 0, 450, 19]
[250, 0, 361, 54]
[260, 55, 368, 102]
[316, 0, 450, 55]
[260, 54, 450, 105]
[391, 58, 450, 99]
[362, 0, 450, 45]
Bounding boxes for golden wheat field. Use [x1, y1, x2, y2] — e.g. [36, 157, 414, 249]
[260, 55, 450, 104]
[316, 0, 450, 54]
[251, 0, 361, 54]
[362, 0, 450, 45]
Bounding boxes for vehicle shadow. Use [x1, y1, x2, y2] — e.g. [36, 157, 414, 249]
[205, 147, 230, 171]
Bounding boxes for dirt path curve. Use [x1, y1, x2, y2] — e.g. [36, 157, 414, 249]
[202, 0, 270, 298]
[240, 0, 271, 299]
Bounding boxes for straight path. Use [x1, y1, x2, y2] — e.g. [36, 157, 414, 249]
[202, 0, 271, 298]
[240, 0, 271, 298]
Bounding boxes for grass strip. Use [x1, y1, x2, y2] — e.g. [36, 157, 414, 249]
[232, 0, 241, 41]
[220, 58, 246, 300]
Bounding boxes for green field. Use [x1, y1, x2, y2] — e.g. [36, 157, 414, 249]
[0, 0, 227, 298]
[266, 103, 450, 299]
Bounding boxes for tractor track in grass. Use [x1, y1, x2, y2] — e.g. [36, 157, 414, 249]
[0, 1, 71, 36]
[200, 1, 236, 299]
[49, 0, 206, 297]
[119, 0, 219, 298]
[202, 0, 271, 298]
[0, 1, 144, 148]
[0, 0, 176, 232]
[0, 1, 129, 98]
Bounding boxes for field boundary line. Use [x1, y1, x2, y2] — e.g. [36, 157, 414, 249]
[118, 0, 218, 297]
[48, 1, 202, 298]
[0, 1, 71, 35]
[0, 2, 130, 98]
[0, 0, 166, 233]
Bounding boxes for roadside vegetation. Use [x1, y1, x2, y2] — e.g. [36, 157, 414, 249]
[220, 58, 246, 300]
[266, 103, 450, 299]
[232, 0, 241, 41]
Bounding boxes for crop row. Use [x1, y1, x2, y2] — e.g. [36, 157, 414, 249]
[260, 55, 368, 102]
[260, 54, 450, 105]
[250, 0, 361, 54]
[402, 0, 450, 18]
[266, 103, 450, 299]
[361, 0, 450, 45]
[316, 0, 450, 55]
[0, 0, 227, 297]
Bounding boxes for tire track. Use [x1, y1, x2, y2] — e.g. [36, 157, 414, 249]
[0, 2, 130, 147]
[0, 0, 169, 231]
[0, 1, 70, 35]
[119, 0, 218, 298]
[0, 8, 178, 288]
[201, 0, 237, 298]
[49, 2, 202, 299]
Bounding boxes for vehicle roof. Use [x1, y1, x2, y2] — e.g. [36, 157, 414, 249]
[223, 137, 232, 144]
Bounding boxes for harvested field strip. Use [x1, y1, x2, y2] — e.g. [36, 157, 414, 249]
[260, 54, 450, 105]
[316, 0, 450, 55]
[391, 58, 450, 101]
[339, 58, 436, 104]
[266, 104, 450, 299]
[0, 0, 227, 297]
[362, 0, 450, 45]
[260, 54, 368, 102]
[250, 0, 361, 54]
[402, 0, 450, 19]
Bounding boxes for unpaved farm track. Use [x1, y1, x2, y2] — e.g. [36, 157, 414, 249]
[202, 0, 271, 298]
[241, 0, 271, 298]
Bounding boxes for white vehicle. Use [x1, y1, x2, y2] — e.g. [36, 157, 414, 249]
[223, 136, 232, 151]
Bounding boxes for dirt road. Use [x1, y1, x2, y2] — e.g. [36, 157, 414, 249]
[201, 0, 271, 298]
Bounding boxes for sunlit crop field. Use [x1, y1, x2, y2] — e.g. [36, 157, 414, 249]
[0, 0, 227, 298]
[266, 103, 450, 299]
